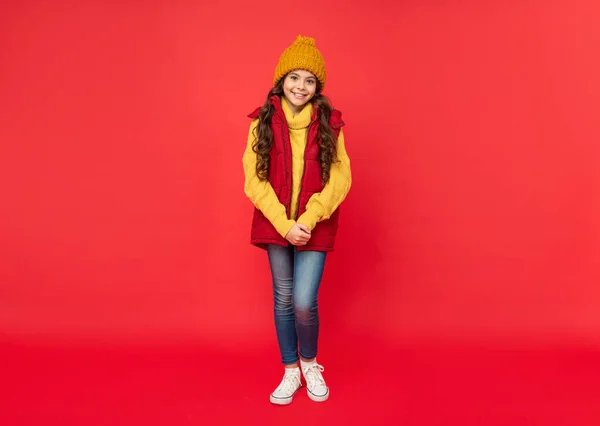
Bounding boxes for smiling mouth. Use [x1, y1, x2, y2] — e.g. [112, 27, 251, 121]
[292, 92, 306, 99]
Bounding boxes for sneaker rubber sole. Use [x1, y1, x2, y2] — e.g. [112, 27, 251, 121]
[269, 386, 301, 405]
[307, 387, 329, 402]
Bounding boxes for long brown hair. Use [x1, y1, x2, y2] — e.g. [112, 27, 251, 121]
[252, 77, 338, 185]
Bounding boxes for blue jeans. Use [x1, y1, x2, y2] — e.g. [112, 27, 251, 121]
[267, 244, 327, 365]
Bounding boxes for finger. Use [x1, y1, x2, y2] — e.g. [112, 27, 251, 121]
[297, 223, 311, 234]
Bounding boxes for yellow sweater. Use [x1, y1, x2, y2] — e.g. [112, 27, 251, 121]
[243, 99, 352, 238]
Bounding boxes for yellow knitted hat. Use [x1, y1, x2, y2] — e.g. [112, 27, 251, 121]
[273, 35, 327, 90]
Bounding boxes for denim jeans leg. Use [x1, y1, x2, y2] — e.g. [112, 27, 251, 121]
[267, 244, 298, 365]
[293, 250, 327, 361]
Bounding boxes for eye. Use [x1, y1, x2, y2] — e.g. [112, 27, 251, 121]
[290, 75, 298, 80]
[307, 79, 315, 85]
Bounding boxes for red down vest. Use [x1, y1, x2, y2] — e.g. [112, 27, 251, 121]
[247, 96, 344, 252]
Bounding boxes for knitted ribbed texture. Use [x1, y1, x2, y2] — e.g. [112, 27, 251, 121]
[282, 100, 314, 222]
[273, 35, 327, 90]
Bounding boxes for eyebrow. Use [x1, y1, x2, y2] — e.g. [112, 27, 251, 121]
[289, 72, 316, 79]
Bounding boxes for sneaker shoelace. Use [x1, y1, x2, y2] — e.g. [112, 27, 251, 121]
[276, 372, 301, 394]
[304, 364, 326, 389]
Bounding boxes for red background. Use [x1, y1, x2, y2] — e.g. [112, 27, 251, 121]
[1, 0, 599, 424]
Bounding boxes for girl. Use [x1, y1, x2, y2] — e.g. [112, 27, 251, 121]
[242, 35, 352, 405]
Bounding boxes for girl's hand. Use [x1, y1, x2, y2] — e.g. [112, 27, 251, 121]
[285, 223, 311, 246]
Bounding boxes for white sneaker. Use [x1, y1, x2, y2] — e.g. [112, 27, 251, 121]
[270, 368, 302, 405]
[300, 361, 329, 402]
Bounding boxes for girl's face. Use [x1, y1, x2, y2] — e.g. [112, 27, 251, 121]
[282, 69, 318, 115]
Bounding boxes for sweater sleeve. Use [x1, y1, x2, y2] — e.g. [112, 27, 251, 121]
[297, 129, 352, 230]
[242, 119, 296, 238]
